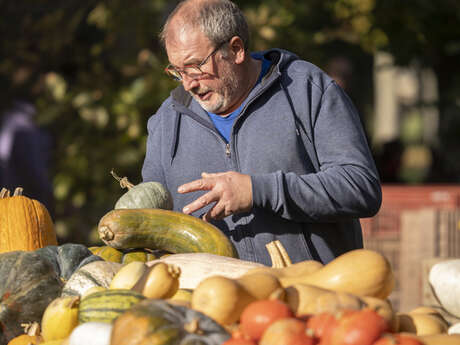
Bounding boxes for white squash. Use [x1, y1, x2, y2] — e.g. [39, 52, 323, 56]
[449, 322, 460, 335]
[146, 253, 265, 289]
[429, 259, 460, 318]
[61, 261, 122, 297]
[68, 322, 112, 345]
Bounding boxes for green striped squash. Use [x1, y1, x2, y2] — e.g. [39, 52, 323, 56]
[78, 289, 145, 323]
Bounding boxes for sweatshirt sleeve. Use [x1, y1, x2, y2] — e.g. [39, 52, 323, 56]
[141, 112, 166, 185]
[252, 81, 382, 222]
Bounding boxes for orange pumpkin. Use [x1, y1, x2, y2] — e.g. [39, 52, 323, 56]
[0, 187, 57, 253]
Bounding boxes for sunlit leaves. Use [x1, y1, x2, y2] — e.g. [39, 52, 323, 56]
[87, 4, 110, 29]
[45, 72, 67, 101]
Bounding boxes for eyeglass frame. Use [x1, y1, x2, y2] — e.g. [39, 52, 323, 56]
[164, 40, 228, 82]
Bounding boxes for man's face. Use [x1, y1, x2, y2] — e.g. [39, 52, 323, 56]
[165, 28, 243, 115]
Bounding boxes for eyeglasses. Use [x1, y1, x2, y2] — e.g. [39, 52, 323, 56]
[164, 41, 227, 81]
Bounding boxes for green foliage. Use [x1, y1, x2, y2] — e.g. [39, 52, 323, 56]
[1, 0, 460, 244]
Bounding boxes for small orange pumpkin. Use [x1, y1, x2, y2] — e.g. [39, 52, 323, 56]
[0, 187, 57, 253]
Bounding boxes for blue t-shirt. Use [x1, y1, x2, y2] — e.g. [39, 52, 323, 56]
[207, 53, 272, 142]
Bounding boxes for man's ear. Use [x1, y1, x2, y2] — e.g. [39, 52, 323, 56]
[228, 36, 246, 64]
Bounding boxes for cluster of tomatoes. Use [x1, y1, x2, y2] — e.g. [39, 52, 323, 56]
[222, 299, 424, 345]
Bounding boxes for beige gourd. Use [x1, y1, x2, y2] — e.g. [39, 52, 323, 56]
[279, 249, 395, 299]
[109, 261, 147, 290]
[191, 272, 284, 325]
[417, 333, 460, 345]
[397, 312, 449, 335]
[132, 262, 181, 299]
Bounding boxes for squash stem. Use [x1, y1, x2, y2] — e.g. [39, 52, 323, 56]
[266, 241, 292, 268]
[184, 318, 204, 334]
[110, 169, 135, 189]
[13, 187, 23, 196]
[21, 321, 41, 336]
[0, 188, 10, 198]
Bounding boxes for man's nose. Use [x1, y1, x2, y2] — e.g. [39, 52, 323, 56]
[182, 74, 200, 92]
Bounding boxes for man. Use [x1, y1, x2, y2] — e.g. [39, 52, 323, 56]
[142, 0, 382, 265]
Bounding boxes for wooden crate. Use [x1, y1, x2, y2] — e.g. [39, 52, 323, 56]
[363, 207, 460, 313]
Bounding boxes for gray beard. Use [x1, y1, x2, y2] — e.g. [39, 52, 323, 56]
[190, 68, 241, 114]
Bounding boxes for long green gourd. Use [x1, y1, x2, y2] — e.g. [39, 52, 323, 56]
[98, 208, 239, 258]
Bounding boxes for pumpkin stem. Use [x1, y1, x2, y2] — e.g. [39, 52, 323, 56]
[110, 169, 135, 189]
[99, 225, 115, 241]
[266, 240, 292, 268]
[167, 264, 182, 279]
[184, 318, 204, 335]
[0, 188, 10, 198]
[13, 187, 23, 196]
[21, 322, 41, 336]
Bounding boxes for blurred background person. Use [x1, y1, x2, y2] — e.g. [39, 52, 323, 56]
[0, 99, 55, 216]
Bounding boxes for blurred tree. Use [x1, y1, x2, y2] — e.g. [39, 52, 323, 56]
[1, 0, 459, 245]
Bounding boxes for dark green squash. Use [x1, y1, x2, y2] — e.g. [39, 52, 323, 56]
[98, 208, 238, 258]
[111, 299, 230, 345]
[0, 244, 101, 344]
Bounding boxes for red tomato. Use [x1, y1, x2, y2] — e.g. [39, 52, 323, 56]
[222, 338, 258, 345]
[306, 312, 341, 340]
[328, 308, 389, 345]
[372, 333, 424, 345]
[240, 299, 294, 341]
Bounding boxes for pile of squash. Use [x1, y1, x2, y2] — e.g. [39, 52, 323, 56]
[2, 179, 460, 345]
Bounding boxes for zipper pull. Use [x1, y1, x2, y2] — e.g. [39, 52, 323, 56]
[225, 143, 231, 157]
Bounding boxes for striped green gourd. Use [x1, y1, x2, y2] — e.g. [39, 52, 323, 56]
[78, 289, 145, 323]
[97, 209, 238, 258]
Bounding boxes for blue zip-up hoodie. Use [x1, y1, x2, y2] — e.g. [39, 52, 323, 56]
[142, 49, 382, 265]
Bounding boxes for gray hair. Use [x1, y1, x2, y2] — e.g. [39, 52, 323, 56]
[160, 0, 250, 51]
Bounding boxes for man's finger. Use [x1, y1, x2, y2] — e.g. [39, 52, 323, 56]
[182, 191, 219, 215]
[178, 177, 214, 194]
[203, 201, 225, 221]
[201, 171, 225, 178]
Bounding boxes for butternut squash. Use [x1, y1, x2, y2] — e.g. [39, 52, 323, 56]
[417, 333, 460, 345]
[362, 296, 399, 332]
[279, 249, 395, 299]
[191, 272, 284, 325]
[397, 312, 449, 335]
[284, 283, 365, 316]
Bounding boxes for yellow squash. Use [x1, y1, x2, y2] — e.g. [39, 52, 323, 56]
[279, 249, 395, 299]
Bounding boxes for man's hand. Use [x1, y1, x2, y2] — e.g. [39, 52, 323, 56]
[178, 171, 253, 221]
